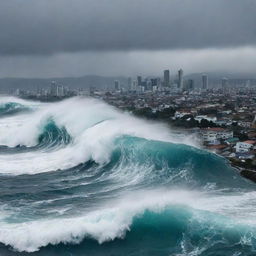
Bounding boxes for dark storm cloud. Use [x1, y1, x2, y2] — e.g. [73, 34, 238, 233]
[0, 0, 256, 55]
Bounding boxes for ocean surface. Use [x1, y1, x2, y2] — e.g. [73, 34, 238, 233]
[0, 96, 256, 256]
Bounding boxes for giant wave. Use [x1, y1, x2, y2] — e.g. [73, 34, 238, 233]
[0, 96, 255, 256]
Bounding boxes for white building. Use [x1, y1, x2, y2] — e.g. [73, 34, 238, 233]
[175, 111, 192, 119]
[238, 121, 252, 128]
[195, 115, 217, 123]
[235, 140, 256, 153]
[201, 128, 233, 144]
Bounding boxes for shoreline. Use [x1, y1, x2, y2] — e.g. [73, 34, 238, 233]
[229, 160, 256, 183]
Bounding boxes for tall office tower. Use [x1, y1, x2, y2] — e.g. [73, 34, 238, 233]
[114, 80, 120, 91]
[146, 80, 153, 91]
[141, 81, 147, 91]
[15, 89, 20, 96]
[50, 81, 58, 96]
[137, 76, 142, 87]
[157, 78, 161, 87]
[178, 69, 184, 89]
[202, 74, 208, 90]
[164, 70, 170, 87]
[246, 80, 251, 89]
[188, 79, 194, 91]
[132, 80, 137, 91]
[127, 77, 132, 91]
[57, 85, 65, 97]
[150, 78, 158, 87]
[221, 77, 228, 91]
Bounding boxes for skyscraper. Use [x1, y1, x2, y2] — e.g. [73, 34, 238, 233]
[202, 74, 208, 90]
[127, 77, 132, 91]
[178, 69, 184, 90]
[132, 80, 137, 91]
[114, 80, 120, 91]
[50, 81, 58, 96]
[221, 77, 228, 90]
[188, 79, 194, 91]
[57, 85, 64, 97]
[150, 78, 158, 87]
[137, 76, 142, 87]
[164, 70, 170, 87]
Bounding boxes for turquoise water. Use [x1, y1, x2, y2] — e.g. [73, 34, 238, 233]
[0, 102, 30, 116]
[0, 97, 255, 256]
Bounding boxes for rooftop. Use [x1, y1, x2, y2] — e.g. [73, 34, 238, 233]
[242, 140, 256, 144]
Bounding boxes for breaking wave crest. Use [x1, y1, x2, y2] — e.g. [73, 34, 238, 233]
[37, 118, 72, 148]
[0, 97, 196, 175]
[0, 96, 255, 256]
[0, 118, 72, 154]
[0, 102, 31, 117]
[1, 191, 256, 255]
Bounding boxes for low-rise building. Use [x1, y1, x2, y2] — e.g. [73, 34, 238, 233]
[238, 121, 252, 128]
[195, 115, 217, 123]
[224, 137, 239, 145]
[201, 128, 233, 144]
[235, 140, 256, 153]
[235, 152, 255, 159]
[174, 110, 192, 119]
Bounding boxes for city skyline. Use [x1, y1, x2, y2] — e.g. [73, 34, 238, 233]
[10, 68, 256, 98]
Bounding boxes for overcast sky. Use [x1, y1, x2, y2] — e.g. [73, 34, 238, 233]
[0, 0, 256, 78]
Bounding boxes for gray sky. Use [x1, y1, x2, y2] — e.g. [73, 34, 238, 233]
[0, 0, 256, 78]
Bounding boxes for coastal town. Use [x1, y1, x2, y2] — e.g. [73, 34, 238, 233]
[101, 86, 256, 175]
[10, 69, 256, 180]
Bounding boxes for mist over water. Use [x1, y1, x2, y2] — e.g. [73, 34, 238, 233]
[0, 96, 255, 256]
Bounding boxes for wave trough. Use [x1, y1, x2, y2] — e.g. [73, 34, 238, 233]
[0, 96, 255, 256]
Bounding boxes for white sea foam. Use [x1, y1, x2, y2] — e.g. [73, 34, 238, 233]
[0, 96, 198, 175]
[0, 190, 201, 252]
[0, 96, 255, 255]
[1, 189, 256, 253]
[0, 96, 41, 106]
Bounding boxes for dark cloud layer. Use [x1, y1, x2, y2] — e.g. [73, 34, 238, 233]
[0, 0, 256, 55]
